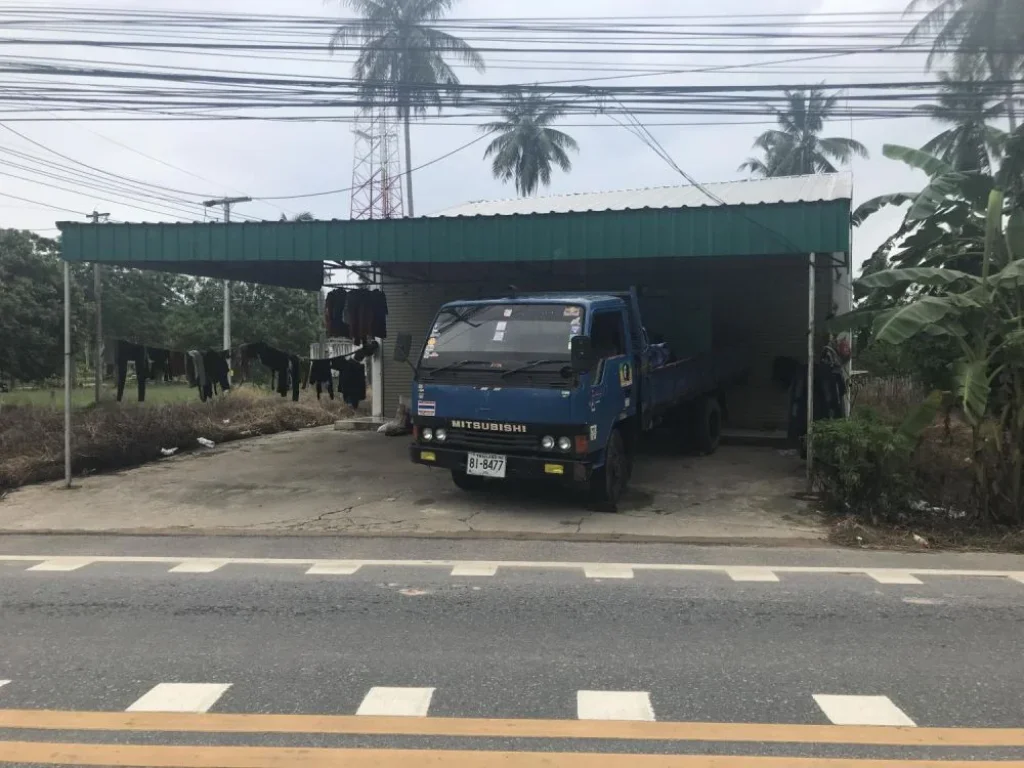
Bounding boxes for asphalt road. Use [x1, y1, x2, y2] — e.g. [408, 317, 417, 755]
[0, 535, 1022, 767]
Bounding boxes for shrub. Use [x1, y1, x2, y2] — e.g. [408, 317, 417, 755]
[811, 418, 915, 523]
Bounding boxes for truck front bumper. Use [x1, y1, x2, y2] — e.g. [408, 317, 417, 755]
[409, 445, 592, 482]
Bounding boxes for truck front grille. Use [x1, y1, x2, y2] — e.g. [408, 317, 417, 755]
[446, 430, 539, 454]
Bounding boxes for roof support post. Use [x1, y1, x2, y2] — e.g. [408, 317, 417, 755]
[63, 259, 72, 489]
[806, 252, 816, 489]
[93, 263, 102, 404]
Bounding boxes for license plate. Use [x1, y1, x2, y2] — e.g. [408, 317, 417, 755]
[467, 452, 506, 478]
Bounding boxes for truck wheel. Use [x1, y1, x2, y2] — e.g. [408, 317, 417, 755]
[590, 430, 628, 512]
[451, 470, 487, 492]
[693, 396, 722, 455]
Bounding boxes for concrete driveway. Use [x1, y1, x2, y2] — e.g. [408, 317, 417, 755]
[0, 428, 824, 543]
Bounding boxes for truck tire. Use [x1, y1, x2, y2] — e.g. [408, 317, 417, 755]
[693, 396, 722, 455]
[451, 469, 487, 492]
[590, 429, 628, 512]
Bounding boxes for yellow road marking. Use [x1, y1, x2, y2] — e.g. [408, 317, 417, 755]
[0, 710, 1021, 747]
[1, 742, 1022, 768]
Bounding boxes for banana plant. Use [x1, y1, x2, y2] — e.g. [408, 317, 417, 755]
[854, 190, 1024, 521]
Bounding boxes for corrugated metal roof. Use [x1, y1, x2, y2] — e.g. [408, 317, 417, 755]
[58, 173, 851, 278]
[429, 173, 853, 218]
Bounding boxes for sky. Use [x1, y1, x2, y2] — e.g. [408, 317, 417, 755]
[0, 0, 976, 271]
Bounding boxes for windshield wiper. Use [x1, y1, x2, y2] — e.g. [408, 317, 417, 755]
[436, 306, 484, 334]
[421, 359, 489, 376]
[501, 359, 571, 379]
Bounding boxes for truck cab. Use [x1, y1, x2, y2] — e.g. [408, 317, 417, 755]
[399, 294, 639, 506]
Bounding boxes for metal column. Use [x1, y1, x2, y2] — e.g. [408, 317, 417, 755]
[806, 252, 816, 488]
[63, 260, 72, 488]
[93, 263, 102, 404]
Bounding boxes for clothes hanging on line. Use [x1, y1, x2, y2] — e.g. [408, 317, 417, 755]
[306, 359, 335, 400]
[239, 342, 300, 402]
[115, 340, 149, 403]
[186, 349, 231, 402]
[337, 358, 367, 409]
[324, 288, 350, 338]
[335, 289, 388, 345]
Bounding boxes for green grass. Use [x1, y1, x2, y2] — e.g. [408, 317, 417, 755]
[2, 383, 202, 409]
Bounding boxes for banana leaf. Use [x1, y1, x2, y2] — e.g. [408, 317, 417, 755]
[858, 267, 979, 291]
[954, 358, 990, 423]
[871, 296, 965, 345]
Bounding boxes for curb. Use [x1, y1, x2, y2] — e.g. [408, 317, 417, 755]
[0, 527, 830, 548]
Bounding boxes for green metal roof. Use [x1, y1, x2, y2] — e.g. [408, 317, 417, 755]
[57, 181, 850, 290]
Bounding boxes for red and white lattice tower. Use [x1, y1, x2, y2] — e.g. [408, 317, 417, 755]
[349, 106, 404, 220]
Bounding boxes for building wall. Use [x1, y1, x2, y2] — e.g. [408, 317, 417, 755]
[380, 255, 835, 431]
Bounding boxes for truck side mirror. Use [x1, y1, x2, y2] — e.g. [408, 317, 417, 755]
[570, 335, 595, 374]
[393, 333, 412, 363]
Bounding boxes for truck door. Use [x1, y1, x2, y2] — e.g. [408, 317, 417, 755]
[588, 309, 635, 452]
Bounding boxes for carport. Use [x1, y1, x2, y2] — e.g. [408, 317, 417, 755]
[57, 172, 852, 488]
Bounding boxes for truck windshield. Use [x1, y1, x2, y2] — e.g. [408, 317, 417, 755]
[420, 303, 583, 370]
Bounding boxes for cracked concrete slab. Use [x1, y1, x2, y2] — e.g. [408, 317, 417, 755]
[0, 427, 825, 543]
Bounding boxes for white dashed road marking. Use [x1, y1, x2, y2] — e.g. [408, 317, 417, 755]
[26, 558, 94, 572]
[866, 570, 924, 585]
[583, 564, 634, 579]
[726, 567, 780, 583]
[356, 687, 434, 717]
[305, 563, 362, 575]
[169, 560, 227, 574]
[812, 694, 916, 727]
[0, 681, 8, 691]
[450, 564, 498, 577]
[577, 691, 655, 721]
[126, 683, 231, 713]
[3, 555, 1023, 585]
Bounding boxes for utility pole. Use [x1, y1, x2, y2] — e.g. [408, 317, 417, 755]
[88, 210, 110, 404]
[202, 196, 251, 350]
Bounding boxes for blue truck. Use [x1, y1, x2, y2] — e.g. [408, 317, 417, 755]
[394, 289, 749, 510]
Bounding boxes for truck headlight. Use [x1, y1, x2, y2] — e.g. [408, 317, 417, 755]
[435, 428, 447, 443]
[557, 437, 572, 452]
[541, 435, 556, 451]
[422, 428, 434, 442]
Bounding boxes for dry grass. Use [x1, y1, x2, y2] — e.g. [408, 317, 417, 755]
[830, 517, 1024, 553]
[850, 374, 924, 424]
[0, 387, 352, 490]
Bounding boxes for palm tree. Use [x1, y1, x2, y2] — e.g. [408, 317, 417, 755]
[331, 0, 485, 216]
[904, 0, 1024, 129]
[917, 56, 1006, 171]
[738, 88, 868, 177]
[481, 90, 579, 197]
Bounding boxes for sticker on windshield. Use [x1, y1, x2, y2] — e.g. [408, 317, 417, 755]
[590, 424, 598, 440]
[570, 320, 581, 336]
[564, 306, 581, 318]
[418, 401, 436, 416]
[492, 331, 505, 342]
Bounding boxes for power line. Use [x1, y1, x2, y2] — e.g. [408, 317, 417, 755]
[254, 134, 488, 201]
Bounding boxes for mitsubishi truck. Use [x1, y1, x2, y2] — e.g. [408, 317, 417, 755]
[394, 289, 748, 510]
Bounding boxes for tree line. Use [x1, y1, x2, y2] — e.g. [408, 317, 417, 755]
[0, 229, 320, 388]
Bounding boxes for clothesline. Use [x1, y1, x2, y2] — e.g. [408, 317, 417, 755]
[111, 337, 374, 407]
